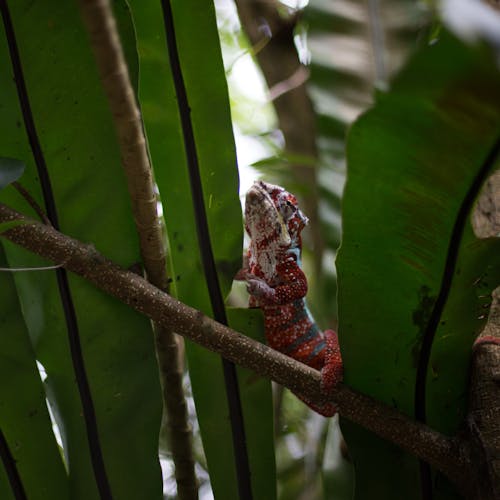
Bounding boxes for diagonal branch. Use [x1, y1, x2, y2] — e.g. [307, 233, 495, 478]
[0, 203, 474, 495]
[77, 1, 197, 497]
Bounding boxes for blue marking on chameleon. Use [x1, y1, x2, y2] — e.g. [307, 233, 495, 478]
[280, 299, 308, 330]
[287, 246, 301, 265]
[306, 339, 326, 362]
[284, 322, 321, 354]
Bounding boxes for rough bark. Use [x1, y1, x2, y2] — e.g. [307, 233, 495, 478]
[0, 203, 474, 495]
[468, 289, 500, 500]
[472, 170, 500, 239]
[78, 1, 197, 497]
[468, 170, 500, 499]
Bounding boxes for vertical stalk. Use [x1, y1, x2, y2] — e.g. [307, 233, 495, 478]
[78, 1, 198, 498]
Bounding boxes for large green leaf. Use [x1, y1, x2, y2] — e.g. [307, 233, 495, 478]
[425, 222, 500, 435]
[126, 1, 276, 498]
[303, 0, 423, 321]
[0, 246, 68, 500]
[0, 2, 162, 498]
[229, 308, 276, 500]
[338, 32, 500, 499]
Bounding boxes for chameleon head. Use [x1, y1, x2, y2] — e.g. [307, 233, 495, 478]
[246, 181, 308, 243]
[245, 181, 308, 279]
[245, 181, 291, 250]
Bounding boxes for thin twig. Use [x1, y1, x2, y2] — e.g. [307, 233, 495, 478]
[0, 264, 64, 272]
[12, 181, 50, 225]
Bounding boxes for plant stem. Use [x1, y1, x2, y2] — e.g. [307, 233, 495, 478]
[77, 1, 197, 497]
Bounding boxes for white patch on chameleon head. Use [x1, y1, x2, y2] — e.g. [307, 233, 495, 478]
[246, 181, 291, 281]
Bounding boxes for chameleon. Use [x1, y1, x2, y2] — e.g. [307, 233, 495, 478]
[236, 180, 343, 417]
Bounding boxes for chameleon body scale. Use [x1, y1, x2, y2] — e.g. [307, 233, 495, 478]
[238, 181, 343, 416]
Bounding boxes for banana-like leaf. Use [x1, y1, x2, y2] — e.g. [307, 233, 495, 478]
[127, 1, 275, 498]
[0, 246, 68, 500]
[0, 2, 162, 498]
[303, 0, 422, 324]
[338, 31, 500, 499]
[229, 308, 276, 500]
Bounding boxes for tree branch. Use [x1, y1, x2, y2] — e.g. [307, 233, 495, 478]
[77, 1, 196, 497]
[468, 288, 500, 499]
[468, 170, 500, 499]
[0, 202, 474, 493]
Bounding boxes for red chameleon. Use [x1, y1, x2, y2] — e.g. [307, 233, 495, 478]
[237, 181, 343, 416]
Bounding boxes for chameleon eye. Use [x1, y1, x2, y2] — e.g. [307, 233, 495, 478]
[280, 200, 296, 220]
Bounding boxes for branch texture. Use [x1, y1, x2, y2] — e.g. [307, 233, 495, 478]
[0, 203, 472, 493]
[468, 169, 500, 499]
[469, 289, 500, 499]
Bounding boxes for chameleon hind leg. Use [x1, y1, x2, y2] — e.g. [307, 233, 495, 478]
[295, 329, 343, 417]
[321, 329, 343, 395]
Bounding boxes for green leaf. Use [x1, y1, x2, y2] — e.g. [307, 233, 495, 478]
[0, 245, 68, 500]
[426, 225, 500, 436]
[127, 2, 253, 498]
[0, 2, 162, 498]
[251, 153, 317, 169]
[302, 0, 423, 327]
[229, 308, 277, 500]
[338, 31, 500, 499]
[0, 157, 24, 191]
